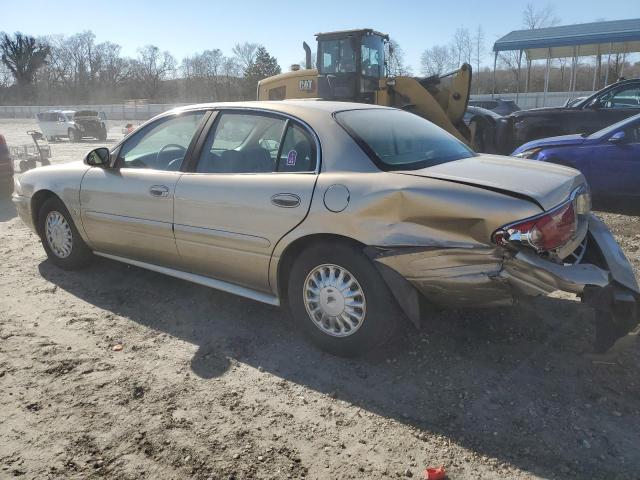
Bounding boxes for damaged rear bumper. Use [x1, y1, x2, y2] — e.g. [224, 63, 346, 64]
[370, 214, 639, 353]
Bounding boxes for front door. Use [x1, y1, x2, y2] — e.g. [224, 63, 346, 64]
[174, 110, 319, 292]
[580, 84, 640, 134]
[587, 118, 640, 209]
[80, 111, 207, 266]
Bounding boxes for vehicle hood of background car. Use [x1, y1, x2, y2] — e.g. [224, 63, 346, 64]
[394, 154, 584, 210]
[509, 106, 569, 118]
[514, 133, 589, 153]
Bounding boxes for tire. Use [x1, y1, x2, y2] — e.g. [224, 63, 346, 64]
[68, 128, 80, 142]
[37, 196, 92, 270]
[287, 242, 401, 356]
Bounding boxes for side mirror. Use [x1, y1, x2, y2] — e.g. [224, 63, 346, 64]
[609, 131, 626, 143]
[85, 147, 111, 167]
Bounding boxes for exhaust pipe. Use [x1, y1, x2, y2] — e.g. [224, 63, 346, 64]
[303, 42, 312, 69]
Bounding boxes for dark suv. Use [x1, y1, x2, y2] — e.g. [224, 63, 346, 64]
[499, 79, 640, 153]
[468, 98, 520, 116]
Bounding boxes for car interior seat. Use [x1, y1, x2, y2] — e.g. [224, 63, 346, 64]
[278, 141, 313, 172]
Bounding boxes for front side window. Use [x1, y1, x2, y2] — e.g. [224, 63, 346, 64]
[597, 87, 640, 109]
[197, 112, 286, 173]
[319, 39, 356, 74]
[335, 108, 474, 171]
[118, 112, 205, 170]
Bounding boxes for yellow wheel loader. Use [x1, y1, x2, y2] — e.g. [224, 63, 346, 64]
[257, 29, 473, 145]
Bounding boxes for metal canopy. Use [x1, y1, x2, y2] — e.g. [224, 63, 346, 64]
[493, 18, 640, 60]
[491, 18, 640, 103]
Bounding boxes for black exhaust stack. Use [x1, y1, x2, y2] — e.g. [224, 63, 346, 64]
[303, 42, 312, 69]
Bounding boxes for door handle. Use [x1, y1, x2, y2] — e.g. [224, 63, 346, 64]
[149, 185, 169, 197]
[271, 193, 301, 208]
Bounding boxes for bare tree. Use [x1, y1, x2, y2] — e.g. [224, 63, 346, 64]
[132, 45, 176, 100]
[522, 3, 560, 30]
[232, 42, 259, 71]
[182, 48, 226, 100]
[96, 41, 131, 90]
[421, 45, 452, 76]
[521, 4, 560, 91]
[472, 26, 485, 93]
[452, 27, 472, 66]
[386, 38, 412, 76]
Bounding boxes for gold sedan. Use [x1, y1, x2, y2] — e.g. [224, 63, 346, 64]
[12, 101, 639, 355]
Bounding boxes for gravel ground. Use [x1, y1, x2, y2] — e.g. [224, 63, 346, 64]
[0, 119, 639, 480]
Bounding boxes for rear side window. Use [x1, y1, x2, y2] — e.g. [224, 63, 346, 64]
[277, 123, 317, 172]
[335, 108, 474, 171]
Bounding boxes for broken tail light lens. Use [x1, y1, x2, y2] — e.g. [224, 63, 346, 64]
[494, 200, 577, 252]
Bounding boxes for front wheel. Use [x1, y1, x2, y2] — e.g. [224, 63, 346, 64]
[98, 127, 107, 141]
[68, 128, 80, 142]
[287, 243, 401, 356]
[38, 196, 92, 269]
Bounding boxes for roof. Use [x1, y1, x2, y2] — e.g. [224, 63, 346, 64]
[176, 100, 392, 115]
[315, 29, 389, 40]
[494, 18, 640, 60]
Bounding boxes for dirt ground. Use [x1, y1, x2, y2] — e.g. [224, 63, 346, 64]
[1, 119, 639, 480]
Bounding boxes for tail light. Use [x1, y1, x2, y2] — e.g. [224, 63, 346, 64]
[494, 200, 577, 252]
[0, 134, 6, 145]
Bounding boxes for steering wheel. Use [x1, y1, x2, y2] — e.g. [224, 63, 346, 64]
[156, 144, 187, 168]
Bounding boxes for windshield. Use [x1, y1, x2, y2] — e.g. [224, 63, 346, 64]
[335, 109, 475, 171]
[361, 35, 384, 78]
[318, 38, 356, 74]
[588, 112, 640, 139]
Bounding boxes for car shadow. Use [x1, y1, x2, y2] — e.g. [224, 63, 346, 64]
[0, 189, 16, 221]
[38, 257, 640, 479]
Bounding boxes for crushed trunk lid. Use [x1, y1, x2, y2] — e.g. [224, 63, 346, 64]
[395, 154, 585, 210]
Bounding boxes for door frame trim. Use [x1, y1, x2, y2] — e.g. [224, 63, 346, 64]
[93, 251, 280, 306]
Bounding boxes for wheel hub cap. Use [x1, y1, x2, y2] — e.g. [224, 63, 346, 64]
[303, 264, 366, 338]
[45, 211, 73, 258]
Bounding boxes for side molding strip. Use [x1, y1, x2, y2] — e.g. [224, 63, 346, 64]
[93, 251, 280, 307]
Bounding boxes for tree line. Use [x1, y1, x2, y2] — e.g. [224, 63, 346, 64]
[2, 5, 639, 106]
[0, 31, 281, 105]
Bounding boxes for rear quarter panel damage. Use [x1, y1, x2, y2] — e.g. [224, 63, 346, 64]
[270, 171, 543, 298]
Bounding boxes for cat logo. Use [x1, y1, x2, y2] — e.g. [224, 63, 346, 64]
[298, 79, 314, 92]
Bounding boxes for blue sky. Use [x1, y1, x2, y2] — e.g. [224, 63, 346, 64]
[1, 0, 635, 71]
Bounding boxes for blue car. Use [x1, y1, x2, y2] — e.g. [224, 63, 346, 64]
[512, 113, 640, 212]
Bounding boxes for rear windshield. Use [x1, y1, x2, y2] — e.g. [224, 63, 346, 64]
[335, 109, 474, 170]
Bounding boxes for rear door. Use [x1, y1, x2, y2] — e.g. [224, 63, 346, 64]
[80, 110, 208, 266]
[174, 110, 319, 292]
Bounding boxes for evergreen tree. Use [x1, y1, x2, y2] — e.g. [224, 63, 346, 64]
[243, 46, 281, 98]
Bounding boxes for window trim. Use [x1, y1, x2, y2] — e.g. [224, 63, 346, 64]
[186, 107, 322, 175]
[114, 110, 211, 171]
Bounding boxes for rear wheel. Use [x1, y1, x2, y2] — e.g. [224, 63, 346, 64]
[38, 196, 92, 269]
[287, 243, 401, 356]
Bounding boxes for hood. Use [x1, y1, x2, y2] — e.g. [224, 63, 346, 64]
[514, 133, 587, 153]
[509, 106, 566, 118]
[395, 154, 585, 211]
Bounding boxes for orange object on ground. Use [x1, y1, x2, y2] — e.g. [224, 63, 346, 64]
[424, 465, 446, 480]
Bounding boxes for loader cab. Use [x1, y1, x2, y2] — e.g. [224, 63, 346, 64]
[316, 29, 388, 103]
